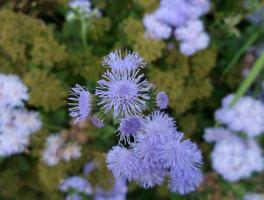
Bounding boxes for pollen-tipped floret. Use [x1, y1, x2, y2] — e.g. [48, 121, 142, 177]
[103, 50, 146, 70]
[95, 69, 151, 118]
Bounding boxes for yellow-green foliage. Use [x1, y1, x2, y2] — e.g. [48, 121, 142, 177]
[69, 48, 104, 82]
[179, 114, 198, 137]
[0, 9, 67, 71]
[123, 17, 165, 62]
[87, 17, 111, 41]
[23, 69, 67, 111]
[134, 0, 159, 13]
[150, 48, 217, 113]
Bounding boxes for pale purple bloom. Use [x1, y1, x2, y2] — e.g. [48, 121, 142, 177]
[156, 91, 169, 109]
[203, 127, 234, 143]
[0, 74, 29, 107]
[106, 146, 140, 181]
[143, 14, 172, 39]
[211, 136, 264, 182]
[95, 69, 151, 118]
[68, 84, 92, 123]
[59, 176, 93, 195]
[94, 178, 127, 200]
[118, 116, 141, 143]
[103, 50, 146, 70]
[135, 163, 166, 188]
[170, 167, 203, 194]
[175, 20, 210, 56]
[91, 116, 104, 128]
[156, 131, 202, 170]
[215, 94, 264, 137]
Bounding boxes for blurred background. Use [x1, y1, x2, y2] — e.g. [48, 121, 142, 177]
[0, 0, 264, 199]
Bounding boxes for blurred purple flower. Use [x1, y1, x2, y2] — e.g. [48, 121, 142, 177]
[156, 91, 169, 109]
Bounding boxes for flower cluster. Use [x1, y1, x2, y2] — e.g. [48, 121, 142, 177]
[205, 129, 263, 182]
[67, 0, 100, 21]
[0, 74, 41, 156]
[215, 94, 264, 137]
[204, 94, 264, 182]
[42, 133, 81, 166]
[68, 50, 203, 195]
[143, 0, 210, 56]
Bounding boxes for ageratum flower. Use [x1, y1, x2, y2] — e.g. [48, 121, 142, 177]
[106, 146, 140, 181]
[169, 167, 203, 195]
[211, 136, 264, 182]
[156, 91, 169, 109]
[68, 84, 92, 123]
[102, 50, 146, 70]
[59, 176, 93, 195]
[118, 116, 141, 144]
[95, 69, 151, 118]
[215, 94, 264, 137]
[143, 14, 172, 39]
[0, 74, 29, 107]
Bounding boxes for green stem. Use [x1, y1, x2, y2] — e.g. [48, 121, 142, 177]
[230, 51, 264, 106]
[80, 16, 87, 47]
[222, 27, 262, 77]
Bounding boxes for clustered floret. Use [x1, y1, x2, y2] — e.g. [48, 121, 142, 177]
[143, 0, 210, 56]
[0, 74, 41, 156]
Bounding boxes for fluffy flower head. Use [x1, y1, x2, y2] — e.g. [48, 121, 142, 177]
[96, 69, 151, 118]
[103, 50, 146, 70]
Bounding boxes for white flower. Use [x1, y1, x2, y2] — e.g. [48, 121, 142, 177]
[212, 136, 264, 182]
[0, 74, 28, 107]
[143, 14, 172, 39]
[215, 94, 264, 137]
[244, 193, 264, 200]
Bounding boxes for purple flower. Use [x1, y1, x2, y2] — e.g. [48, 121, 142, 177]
[68, 84, 92, 123]
[118, 116, 141, 144]
[169, 167, 203, 194]
[91, 116, 104, 128]
[156, 91, 169, 109]
[140, 111, 176, 137]
[102, 50, 146, 70]
[106, 146, 140, 181]
[95, 69, 151, 118]
[59, 176, 93, 195]
[156, 131, 202, 170]
[135, 163, 166, 188]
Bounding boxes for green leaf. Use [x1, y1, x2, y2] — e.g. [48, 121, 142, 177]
[230, 51, 264, 106]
